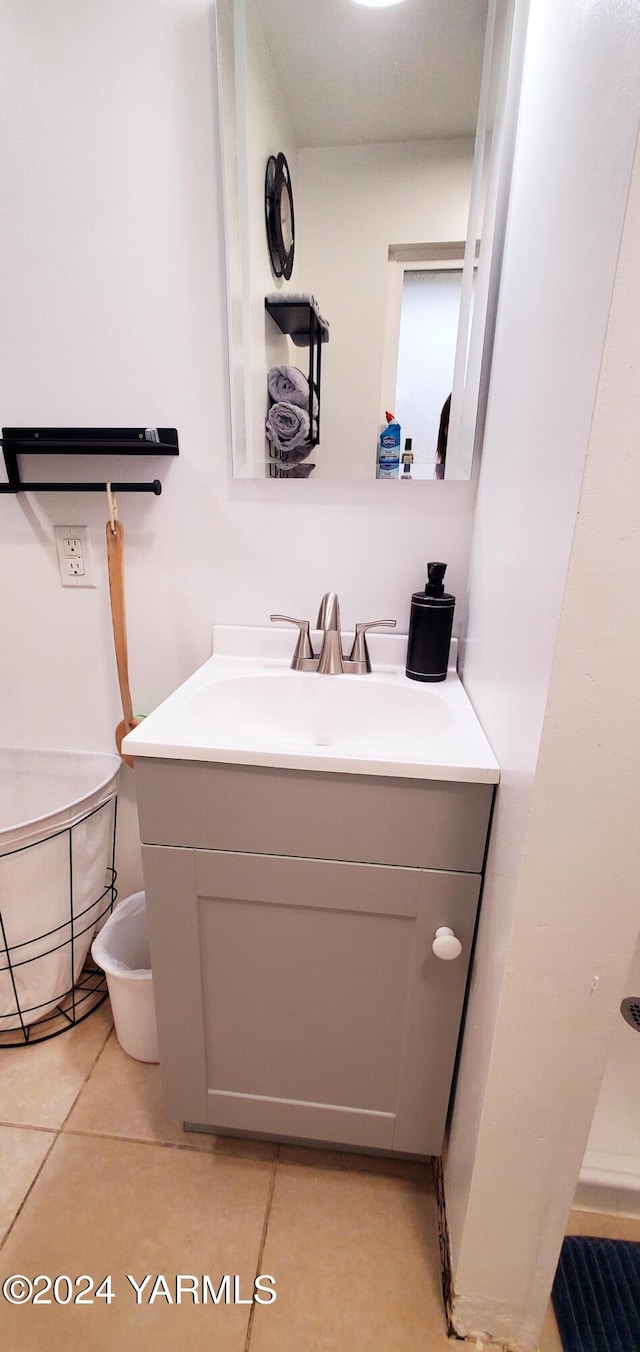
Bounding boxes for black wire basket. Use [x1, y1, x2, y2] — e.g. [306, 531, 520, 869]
[0, 795, 118, 1047]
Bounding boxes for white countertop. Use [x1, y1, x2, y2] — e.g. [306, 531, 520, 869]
[123, 626, 499, 784]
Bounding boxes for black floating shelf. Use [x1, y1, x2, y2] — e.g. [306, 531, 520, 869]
[0, 427, 179, 495]
[264, 298, 329, 347]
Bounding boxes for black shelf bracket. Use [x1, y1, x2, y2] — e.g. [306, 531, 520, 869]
[0, 427, 179, 495]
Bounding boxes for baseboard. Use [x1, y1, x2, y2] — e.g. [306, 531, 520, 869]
[575, 1150, 640, 1217]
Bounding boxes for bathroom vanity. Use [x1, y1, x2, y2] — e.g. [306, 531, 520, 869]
[125, 626, 498, 1157]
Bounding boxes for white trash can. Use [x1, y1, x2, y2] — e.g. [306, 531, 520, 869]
[91, 891, 159, 1063]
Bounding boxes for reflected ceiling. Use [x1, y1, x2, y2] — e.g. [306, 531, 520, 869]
[258, 0, 488, 146]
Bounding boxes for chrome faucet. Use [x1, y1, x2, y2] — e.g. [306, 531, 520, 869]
[270, 593, 396, 674]
[316, 592, 344, 674]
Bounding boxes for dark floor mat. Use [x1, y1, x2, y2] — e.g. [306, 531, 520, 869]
[552, 1236, 640, 1351]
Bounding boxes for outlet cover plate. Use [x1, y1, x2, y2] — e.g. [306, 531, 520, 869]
[53, 525, 96, 588]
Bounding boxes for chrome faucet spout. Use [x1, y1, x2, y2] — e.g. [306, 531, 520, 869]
[316, 591, 340, 632]
[316, 592, 344, 674]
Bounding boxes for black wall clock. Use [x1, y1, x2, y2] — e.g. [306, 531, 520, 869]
[265, 152, 295, 280]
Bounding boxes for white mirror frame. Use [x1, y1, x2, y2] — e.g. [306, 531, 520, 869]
[215, 0, 523, 482]
[447, 0, 524, 478]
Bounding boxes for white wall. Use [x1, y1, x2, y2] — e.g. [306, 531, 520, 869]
[445, 0, 640, 1344]
[294, 141, 474, 478]
[0, 0, 476, 897]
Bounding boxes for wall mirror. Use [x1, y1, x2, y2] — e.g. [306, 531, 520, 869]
[215, 0, 516, 481]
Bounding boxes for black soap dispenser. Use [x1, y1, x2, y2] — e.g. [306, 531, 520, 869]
[406, 562, 455, 682]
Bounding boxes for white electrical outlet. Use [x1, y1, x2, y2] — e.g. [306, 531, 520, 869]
[54, 526, 96, 588]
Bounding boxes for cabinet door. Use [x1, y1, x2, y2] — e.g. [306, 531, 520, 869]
[142, 846, 480, 1155]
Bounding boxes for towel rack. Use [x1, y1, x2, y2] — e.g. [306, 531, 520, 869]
[264, 299, 326, 449]
[0, 427, 179, 495]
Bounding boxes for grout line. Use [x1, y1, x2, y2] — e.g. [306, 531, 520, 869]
[0, 1121, 58, 1136]
[0, 1016, 115, 1255]
[244, 1145, 280, 1352]
[0, 1130, 59, 1256]
[275, 1153, 432, 1183]
[62, 1125, 276, 1163]
[58, 1022, 115, 1133]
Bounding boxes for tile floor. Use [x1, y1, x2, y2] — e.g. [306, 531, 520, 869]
[0, 1001, 634, 1351]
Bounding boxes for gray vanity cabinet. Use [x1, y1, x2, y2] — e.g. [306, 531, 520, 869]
[135, 760, 493, 1157]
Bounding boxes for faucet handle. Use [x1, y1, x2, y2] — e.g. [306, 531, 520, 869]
[269, 615, 315, 667]
[349, 620, 397, 673]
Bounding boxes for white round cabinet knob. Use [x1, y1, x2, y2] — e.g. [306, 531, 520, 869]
[432, 927, 463, 961]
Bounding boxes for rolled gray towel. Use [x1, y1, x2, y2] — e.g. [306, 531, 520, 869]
[265, 400, 310, 452]
[268, 365, 305, 405]
[267, 365, 319, 416]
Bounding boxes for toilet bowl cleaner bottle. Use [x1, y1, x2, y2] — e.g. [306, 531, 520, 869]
[376, 412, 401, 478]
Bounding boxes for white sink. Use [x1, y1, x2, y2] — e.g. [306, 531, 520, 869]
[122, 626, 499, 783]
[187, 670, 452, 750]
